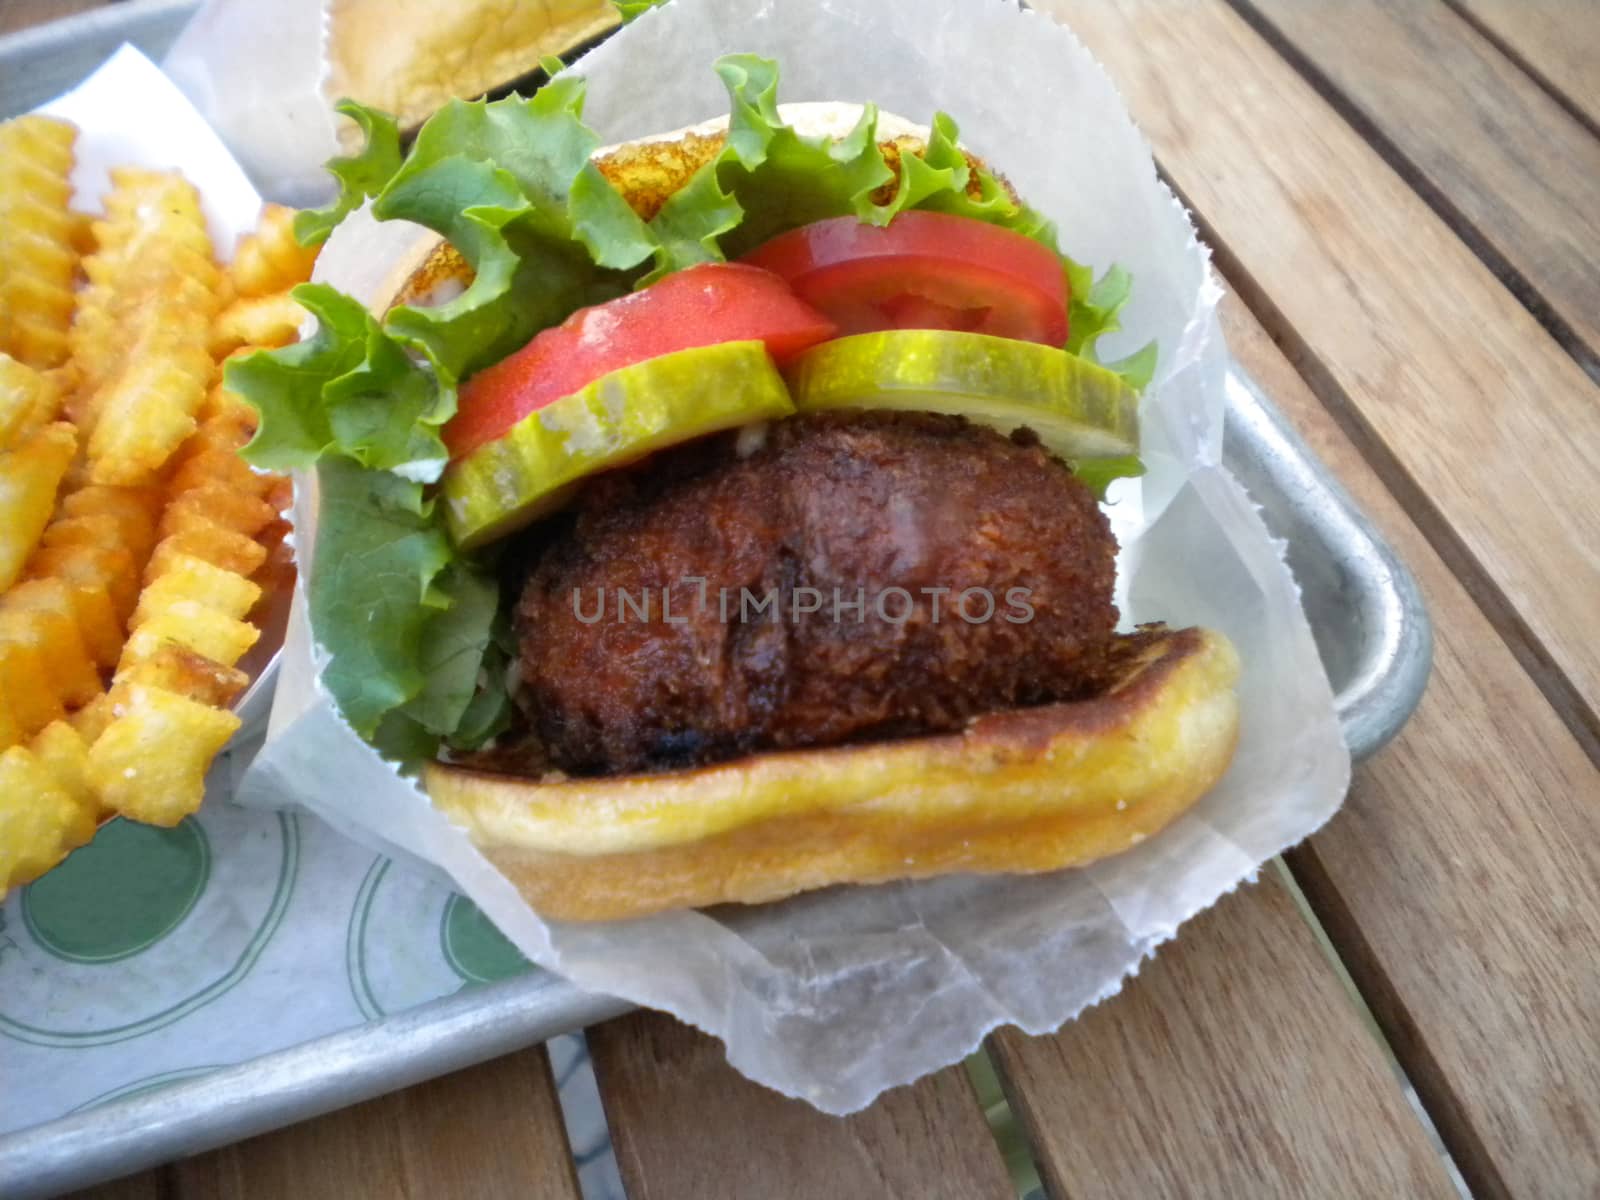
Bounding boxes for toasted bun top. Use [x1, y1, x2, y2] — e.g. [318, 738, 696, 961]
[325, 0, 621, 140]
[389, 103, 1014, 310]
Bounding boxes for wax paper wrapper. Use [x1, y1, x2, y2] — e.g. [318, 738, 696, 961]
[160, 0, 621, 207]
[238, 0, 1351, 1114]
[160, 0, 339, 206]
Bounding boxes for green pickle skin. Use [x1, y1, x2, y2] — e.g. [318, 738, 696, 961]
[786, 330, 1139, 463]
[444, 331, 1139, 549]
[442, 340, 795, 549]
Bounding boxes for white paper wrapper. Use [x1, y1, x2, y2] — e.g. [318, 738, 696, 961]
[237, 0, 1351, 1113]
[161, 0, 339, 206]
[40, 45, 262, 253]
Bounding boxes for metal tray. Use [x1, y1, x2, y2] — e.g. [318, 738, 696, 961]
[0, 9, 1431, 1194]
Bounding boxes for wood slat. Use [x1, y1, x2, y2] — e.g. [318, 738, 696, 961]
[588, 1011, 1014, 1200]
[65, 1174, 163, 1200]
[0, 0, 116, 36]
[1037, 0, 1600, 781]
[1448, 0, 1600, 133]
[1238, 0, 1600, 373]
[990, 875, 1459, 1200]
[80, 1045, 582, 1200]
[1216, 287, 1600, 1199]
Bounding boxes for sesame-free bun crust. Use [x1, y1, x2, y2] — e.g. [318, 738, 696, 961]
[425, 628, 1240, 922]
[388, 104, 1006, 309]
[385, 109, 1242, 921]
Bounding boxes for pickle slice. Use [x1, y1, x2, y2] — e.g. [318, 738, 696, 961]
[442, 340, 795, 549]
[785, 330, 1139, 462]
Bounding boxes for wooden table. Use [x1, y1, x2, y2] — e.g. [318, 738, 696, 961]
[21, 0, 1599, 1195]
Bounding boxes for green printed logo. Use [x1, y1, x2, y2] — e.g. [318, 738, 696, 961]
[22, 819, 210, 963]
[440, 894, 529, 985]
[345, 860, 533, 1020]
[0, 809, 299, 1048]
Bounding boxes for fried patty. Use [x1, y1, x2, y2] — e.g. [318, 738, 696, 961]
[514, 411, 1119, 774]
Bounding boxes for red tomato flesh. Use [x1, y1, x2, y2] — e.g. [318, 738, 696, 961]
[740, 211, 1069, 346]
[444, 263, 837, 461]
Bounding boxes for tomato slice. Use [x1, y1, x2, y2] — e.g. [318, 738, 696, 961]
[444, 263, 836, 461]
[740, 211, 1069, 347]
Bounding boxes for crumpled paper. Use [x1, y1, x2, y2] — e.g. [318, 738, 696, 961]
[161, 0, 338, 206]
[238, 0, 1352, 1113]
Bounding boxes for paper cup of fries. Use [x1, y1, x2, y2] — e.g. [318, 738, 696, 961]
[234, 0, 1353, 1114]
[0, 50, 306, 893]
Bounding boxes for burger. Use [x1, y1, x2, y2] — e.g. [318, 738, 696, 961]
[230, 55, 1240, 922]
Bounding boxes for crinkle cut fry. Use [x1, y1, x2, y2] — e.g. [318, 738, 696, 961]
[71, 168, 222, 485]
[3, 196, 305, 847]
[0, 116, 79, 370]
[0, 721, 97, 894]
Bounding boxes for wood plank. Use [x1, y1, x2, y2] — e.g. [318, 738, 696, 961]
[588, 1011, 1013, 1200]
[1448, 0, 1600, 133]
[1239, 0, 1600, 373]
[990, 875, 1459, 1200]
[0, 0, 116, 36]
[1217, 285, 1600, 1200]
[155, 1045, 581, 1200]
[65, 1173, 165, 1200]
[1034, 0, 1600, 799]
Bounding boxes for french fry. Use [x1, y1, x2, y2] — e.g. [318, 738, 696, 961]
[85, 684, 240, 826]
[162, 486, 278, 539]
[1, 186, 313, 854]
[0, 352, 60, 449]
[24, 546, 124, 668]
[116, 643, 249, 709]
[0, 578, 104, 709]
[0, 420, 76, 591]
[229, 204, 318, 298]
[0, 116, 78, 370]
[146, 525, 268, 580]
[210, 290, 307, 357]
[61, 482, 164, 536]
[167, 447, 268, 500]
[28, 541, 140, 625]
[65, 209, 94, 257]
[190, 382, 259, 450]
[71, 693, 114, 743]
[0, 637, 66, 737]
[131, 553, 262, 627]
[120, 602, 260, 670]
[73, 169, 223, 482]
[0, 695, 20, 752]
[43, 510, 159, 570]
[30, 719, 94, 811]
[0, 741, 97, 894]
[87, 346, 213, 485]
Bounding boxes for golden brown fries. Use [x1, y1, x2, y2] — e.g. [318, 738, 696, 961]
[0, 353, 62, 449]
[85, 684, 241, 827]
[210, 291, 308, 357]
[0, 146, 313, 889]
[228, 204, 319, 298]
[0, 420, 76, 591]
[0, 117, 78, 370]
[0, 734, 97, 890]
[117, 643, 249, 710]
[73, 169, 221, 484]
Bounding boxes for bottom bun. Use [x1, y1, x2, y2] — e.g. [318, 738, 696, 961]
[424, 625, 1240, 922]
